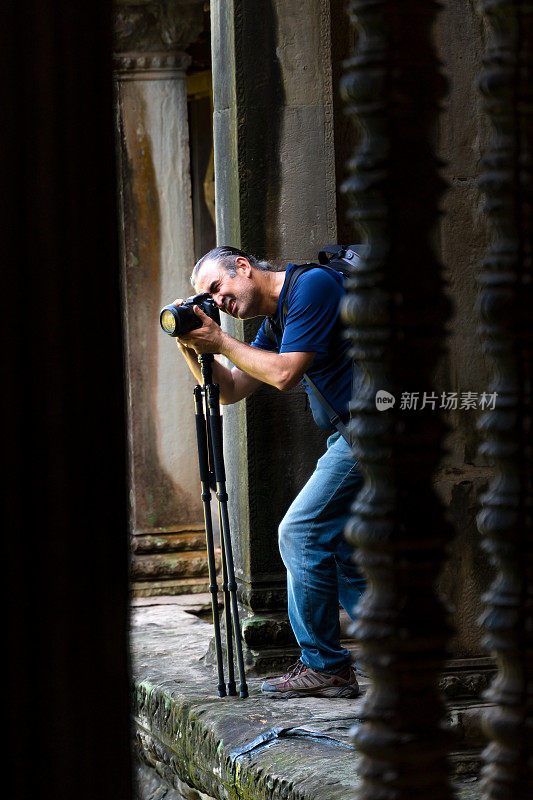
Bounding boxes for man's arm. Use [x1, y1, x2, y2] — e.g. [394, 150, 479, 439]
[177, 340, 262, 404]
[217, 335, 314, 391]
[178, 305, 315, 395]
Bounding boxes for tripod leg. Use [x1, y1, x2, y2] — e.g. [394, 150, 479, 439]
[205, 387, 235, 694]
[206, 384, 249, 699]
[219, 505, 236, 695]
[193, 385, 226, 698]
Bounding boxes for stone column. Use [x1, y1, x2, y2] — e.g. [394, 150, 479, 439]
[210, 0, 338, 671]
[114, 1, 207, 596]
[476, 2, 533, 797]
[342, 1, 454, 797]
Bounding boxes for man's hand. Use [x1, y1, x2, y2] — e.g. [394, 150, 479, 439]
[171, 297, 315, 400]
[171, 300, 194, 356]
[178, 305, 224, 354]
[172, 300, 258, 403]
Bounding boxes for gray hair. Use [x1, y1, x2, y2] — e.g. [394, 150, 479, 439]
[190, 246, 274, 287]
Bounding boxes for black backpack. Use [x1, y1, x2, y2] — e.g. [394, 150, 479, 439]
[317, 243, 366, 269]
[263, 245, 365, 444]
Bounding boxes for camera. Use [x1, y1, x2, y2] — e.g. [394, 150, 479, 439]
[160, 292, 221, 337]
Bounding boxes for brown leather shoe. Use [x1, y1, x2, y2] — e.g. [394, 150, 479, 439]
[261, 660, 359, 699]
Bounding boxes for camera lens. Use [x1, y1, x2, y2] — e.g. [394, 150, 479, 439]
[160, 302, 200, 336]
[160, 308, 177, 335]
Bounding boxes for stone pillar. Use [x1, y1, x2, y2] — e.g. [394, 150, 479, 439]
[476, 2, 533, 797]
[210, 0, 337, 670]
[341, 1, 454, 797]
[114, 1, 207, 596]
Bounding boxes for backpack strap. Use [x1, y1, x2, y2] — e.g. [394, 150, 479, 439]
[303, 372, 352, 445]
[263, 264, 314, 345]
[262, 263, 354, 445]
[263, 316, 276, 345]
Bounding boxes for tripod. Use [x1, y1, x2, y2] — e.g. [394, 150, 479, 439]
[193, 354, 248, 699]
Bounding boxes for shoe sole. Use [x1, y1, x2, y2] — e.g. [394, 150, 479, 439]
[261, 685, 359, 699]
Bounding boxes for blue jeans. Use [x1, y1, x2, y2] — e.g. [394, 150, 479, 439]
[278, 432, 365, 672]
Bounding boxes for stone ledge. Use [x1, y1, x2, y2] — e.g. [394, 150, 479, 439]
[131, 578, 211, 598]
[131, 597, 484, 800]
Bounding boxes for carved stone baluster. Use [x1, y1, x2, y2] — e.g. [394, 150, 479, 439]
[476, 2, 533, 797]
[341, 2, 454, 797]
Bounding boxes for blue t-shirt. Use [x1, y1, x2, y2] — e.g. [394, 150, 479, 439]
[251, 264, 358, 430]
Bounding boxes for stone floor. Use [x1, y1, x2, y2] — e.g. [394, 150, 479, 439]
[130, 594, 482, 800]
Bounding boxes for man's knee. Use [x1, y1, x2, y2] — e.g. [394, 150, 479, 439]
[278, 511, 300, 569]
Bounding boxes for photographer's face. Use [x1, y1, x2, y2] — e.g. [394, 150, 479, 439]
[194, 258, 258, 319]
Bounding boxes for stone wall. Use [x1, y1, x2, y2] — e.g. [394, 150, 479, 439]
[210, 0, 336, 666]
[435, 0, 493, 658]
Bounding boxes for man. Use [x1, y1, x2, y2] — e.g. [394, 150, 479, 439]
[176, 245, 364, 698]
